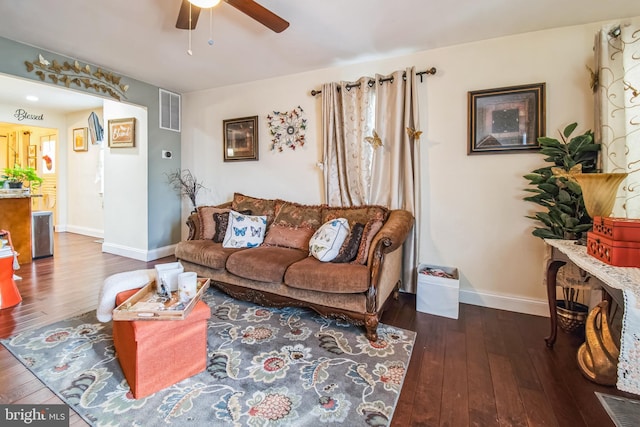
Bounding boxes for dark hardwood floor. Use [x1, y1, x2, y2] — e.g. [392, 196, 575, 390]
[0, 232, 635, 426]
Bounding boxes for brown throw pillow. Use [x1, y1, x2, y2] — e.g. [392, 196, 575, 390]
[272, 201, 324, 230]
[231, 193, 278, 226]
[197, 206, 229, 240]
[353, 218, 384, 265]
[263, 224, 315, 251]
[212, 209, 251, 243]
[332, 222, 365, 263]
[212, 212, 229, 243]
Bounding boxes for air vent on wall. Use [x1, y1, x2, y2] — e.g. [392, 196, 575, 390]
[159, 88, 181, 132]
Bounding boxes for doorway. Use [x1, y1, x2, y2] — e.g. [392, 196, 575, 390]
[0, 122, 59, 223]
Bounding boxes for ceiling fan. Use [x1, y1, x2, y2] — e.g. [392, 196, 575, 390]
[175, 0, 289, 33]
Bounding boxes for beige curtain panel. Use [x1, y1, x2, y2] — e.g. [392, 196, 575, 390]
[321, 67, 421, 292]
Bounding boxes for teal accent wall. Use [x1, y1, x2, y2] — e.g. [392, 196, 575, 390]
[0, 36, 182, 251]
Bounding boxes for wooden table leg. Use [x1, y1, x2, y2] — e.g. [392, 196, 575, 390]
[545, 260, 566, 348]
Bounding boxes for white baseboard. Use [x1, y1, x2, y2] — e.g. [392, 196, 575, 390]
[64, 225, 104, 239]
[459, 288, 549, 317]
[147, 244, 177, 261]
[101, 242, 177, 262]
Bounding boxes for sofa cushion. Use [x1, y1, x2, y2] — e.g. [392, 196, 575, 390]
[175, 240, 244, 270]
[263, 224, 315, 251]
[309, 218, 350, 262]
[284, 256, 369, 293]
[232, 193, 278, 226]
[197, 206, 229, 240]
[226, 246, 308, 283]
[222, 210, 268, 249]
[272, 201, 324, 229]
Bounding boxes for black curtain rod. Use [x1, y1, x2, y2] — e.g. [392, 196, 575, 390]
[310, 67, 436, 96]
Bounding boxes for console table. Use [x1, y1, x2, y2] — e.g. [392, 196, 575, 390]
[544, 239, 640, 394]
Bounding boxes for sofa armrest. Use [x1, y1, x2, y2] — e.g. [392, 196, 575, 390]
[367, 209, 414, 263]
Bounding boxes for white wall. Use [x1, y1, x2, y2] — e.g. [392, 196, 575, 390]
[65, 108, 104, 237]
[183, 18, 638, 316]
[102, 100, 149, 259]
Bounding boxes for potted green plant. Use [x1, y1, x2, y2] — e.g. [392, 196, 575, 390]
[2, 165, 44, 189]
[523, 123, 600, 240]
[524, 122, 601, 334]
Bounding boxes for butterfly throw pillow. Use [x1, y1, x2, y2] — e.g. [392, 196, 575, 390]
[309, 218, 350, 262]
[222, 210, 267, 249]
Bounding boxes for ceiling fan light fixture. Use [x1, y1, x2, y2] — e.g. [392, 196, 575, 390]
[188, 0, 220, 8]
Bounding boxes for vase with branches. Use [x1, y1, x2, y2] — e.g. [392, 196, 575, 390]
[167, 169, 206, 212]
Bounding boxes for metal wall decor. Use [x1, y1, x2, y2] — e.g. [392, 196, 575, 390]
[25, 54, 129, 101]
[267, 106, 307, 152]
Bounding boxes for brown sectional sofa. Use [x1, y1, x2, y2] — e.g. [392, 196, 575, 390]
[174, 193, 414, 341]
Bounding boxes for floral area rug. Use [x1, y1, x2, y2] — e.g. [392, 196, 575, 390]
[1, 287, 415, 426]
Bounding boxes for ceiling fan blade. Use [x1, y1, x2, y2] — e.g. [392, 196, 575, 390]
[176, 0, 201, 30]
[224, 0, 289, 33]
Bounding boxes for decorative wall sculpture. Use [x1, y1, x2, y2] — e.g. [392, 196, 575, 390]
[25, 54, 129, 101]
[267, 106, 307, 152]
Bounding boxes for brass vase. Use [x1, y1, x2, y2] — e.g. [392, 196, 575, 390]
[577, 301, 620, 385]
[572, 173, 627, 218]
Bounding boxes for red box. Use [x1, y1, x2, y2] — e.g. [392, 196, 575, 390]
[587, 231, 640, 267]
[592, 216, 640, 242]
[113, 288, 211, 399]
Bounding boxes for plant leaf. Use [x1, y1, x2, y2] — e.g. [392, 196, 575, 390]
[563, 122, 578, 138]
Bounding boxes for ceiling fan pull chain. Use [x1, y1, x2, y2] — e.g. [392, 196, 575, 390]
[208, 8, 214, 46]
[187, 2, 193, 55]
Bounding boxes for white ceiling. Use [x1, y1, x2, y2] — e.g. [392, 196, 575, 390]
[0, 0, 639, 112]
[0, 74, 104, 114]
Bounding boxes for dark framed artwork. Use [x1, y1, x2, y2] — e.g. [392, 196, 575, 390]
[468, 83, 545, 155]
[223, 116, 258, 162]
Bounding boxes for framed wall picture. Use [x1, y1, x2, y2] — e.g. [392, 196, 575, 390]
[28, 144, 37, 158]
[73, 127, 88, 152]
[223, 116, 258, 162]
[108, 117, 136, 148]
[468, 83, 545, 155]
[28, 157, 37, 170]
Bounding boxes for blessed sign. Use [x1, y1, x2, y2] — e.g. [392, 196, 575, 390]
[14, 108, 44, 121]
[108, 117, 136, 148]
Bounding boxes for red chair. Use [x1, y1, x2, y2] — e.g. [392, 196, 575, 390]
[0, 230, 22, 309]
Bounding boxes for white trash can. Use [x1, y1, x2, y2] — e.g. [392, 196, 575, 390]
[416, 264, 460, 319]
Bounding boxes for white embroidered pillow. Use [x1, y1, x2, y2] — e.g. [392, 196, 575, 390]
[222, 210, 267, 248]
[309, 218, 350, 262]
